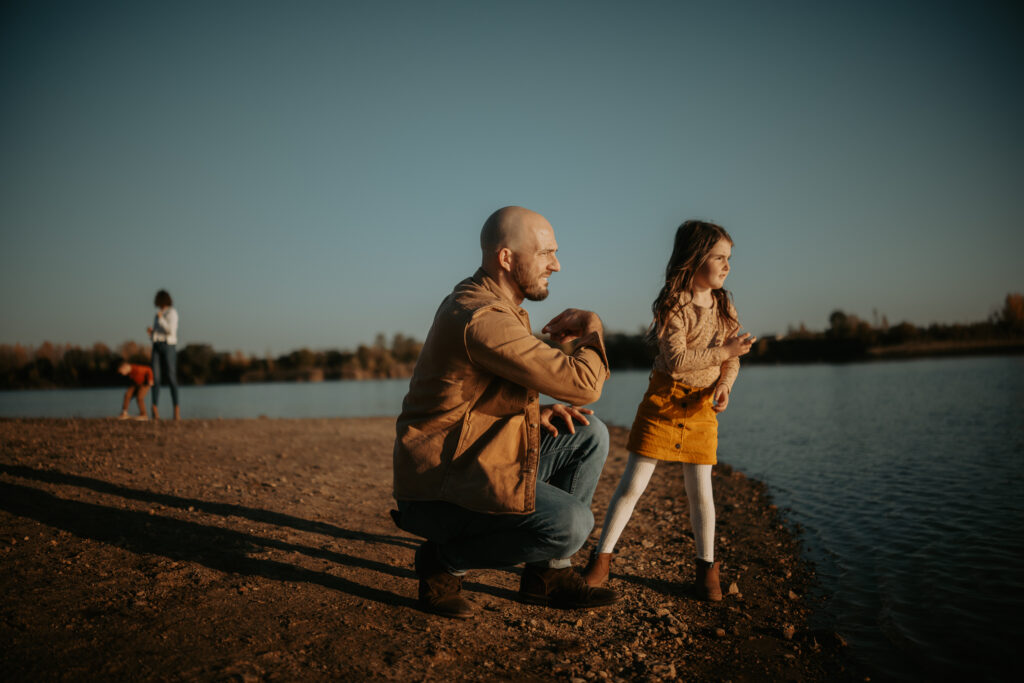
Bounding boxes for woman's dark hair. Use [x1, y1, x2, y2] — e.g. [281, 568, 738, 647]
[647, 220, 736, 343]
[154, 290, 173, 308]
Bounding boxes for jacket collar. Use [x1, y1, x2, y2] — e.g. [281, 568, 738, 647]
[472, 267, 526, 314]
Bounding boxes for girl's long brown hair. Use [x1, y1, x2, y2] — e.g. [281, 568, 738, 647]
[647, 220, 737, 344]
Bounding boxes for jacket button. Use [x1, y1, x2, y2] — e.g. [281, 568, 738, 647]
[675, 443, 681, 449]
[677, 423, 683, 428]
[530, 423, 538, 429]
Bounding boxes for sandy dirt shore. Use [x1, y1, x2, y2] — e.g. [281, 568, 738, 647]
[1, 418, 859, 681]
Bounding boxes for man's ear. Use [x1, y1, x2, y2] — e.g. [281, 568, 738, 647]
[497, 247, 515, 273]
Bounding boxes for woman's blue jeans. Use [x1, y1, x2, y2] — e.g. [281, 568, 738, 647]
[151, 342, 179, 407]
[396, 416, 610, 571]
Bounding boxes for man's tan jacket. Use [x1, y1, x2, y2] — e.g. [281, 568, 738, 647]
[393, 269, 609, 514]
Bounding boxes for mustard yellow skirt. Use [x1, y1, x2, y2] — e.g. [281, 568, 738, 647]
[626, 371, 718, 465]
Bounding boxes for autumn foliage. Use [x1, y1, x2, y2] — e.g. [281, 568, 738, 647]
[0, 334, 423, 389]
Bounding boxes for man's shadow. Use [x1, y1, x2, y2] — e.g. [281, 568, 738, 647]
[0, 465, 519, 607]
[0, 464, 415, 548]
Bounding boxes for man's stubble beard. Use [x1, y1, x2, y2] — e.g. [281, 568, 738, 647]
[514, 262, 550, 302]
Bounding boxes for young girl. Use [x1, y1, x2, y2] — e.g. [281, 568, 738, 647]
[583, 219, 754, 600]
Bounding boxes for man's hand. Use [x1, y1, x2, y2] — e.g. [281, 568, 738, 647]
[542, 309, 603, 344]
[712, 385, 730, 413]
[540, 404, 593, 436]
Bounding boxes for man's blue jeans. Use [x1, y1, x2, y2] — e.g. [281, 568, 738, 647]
[396, 417, 610, 571]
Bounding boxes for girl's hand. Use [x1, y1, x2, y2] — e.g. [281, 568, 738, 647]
[146, 326, 153, 336]
[723, 332, 756, 358]
[712, 385, 730, 413]
[540, 404, 593, 436]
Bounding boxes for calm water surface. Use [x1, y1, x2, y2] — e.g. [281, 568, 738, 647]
[597, 357, 1024, 682]
[3, 356, 1022, 680]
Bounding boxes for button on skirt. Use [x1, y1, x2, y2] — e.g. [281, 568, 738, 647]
[626, 370, 718, 464]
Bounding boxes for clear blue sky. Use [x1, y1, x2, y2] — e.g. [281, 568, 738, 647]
[2, 0, 1021, 355]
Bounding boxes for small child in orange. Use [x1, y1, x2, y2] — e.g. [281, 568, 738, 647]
[117, 361, 154, 420]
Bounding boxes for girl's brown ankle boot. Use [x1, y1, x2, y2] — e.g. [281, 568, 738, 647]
[695, 559, 723, 601]
[581, 551, 613, 587]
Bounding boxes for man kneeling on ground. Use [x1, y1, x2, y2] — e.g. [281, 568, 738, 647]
[391, 205, 619, 618]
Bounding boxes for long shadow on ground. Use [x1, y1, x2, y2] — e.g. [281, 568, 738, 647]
[0, 478, 416, 608]
[0, 463, 416, 549]
[0, 466, 523, 609]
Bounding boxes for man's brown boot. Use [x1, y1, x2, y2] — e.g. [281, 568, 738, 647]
[415, 542, 474, 619]
[695, 559, 723, 601]
[581, 550, 613, 587]
[519, 564, 619, 608]
[173, 405, 181, 420]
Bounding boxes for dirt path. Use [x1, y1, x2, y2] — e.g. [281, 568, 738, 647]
[1, 418, 858, 681]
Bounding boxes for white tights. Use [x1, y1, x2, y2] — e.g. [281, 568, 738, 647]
[595, 452, 715, 562]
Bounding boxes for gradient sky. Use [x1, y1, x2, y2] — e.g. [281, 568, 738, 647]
[2, 0, 1021, 355]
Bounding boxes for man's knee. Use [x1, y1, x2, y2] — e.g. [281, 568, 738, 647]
[566, 502, 595, 549]
[555, 414, 609, 458]
[537, 500, 593, 555]
[583, 416, 610, 455]
[573, 415, 611, 476]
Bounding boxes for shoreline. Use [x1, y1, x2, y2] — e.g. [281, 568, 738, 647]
[3, 343, 1021, 392]
[1, 418, 860, 680]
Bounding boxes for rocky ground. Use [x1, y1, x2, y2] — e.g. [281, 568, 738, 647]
[1, 418, 862, 681]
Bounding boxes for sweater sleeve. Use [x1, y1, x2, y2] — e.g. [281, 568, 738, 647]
[715, 302, 742, 392]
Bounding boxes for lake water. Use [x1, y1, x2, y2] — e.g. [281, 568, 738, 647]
[2, 356, 1022, 681]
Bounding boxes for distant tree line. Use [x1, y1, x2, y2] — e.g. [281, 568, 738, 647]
[744, 292, 1024, 364]
[2, 294, 1021, 389]
[0, 334, 423, 390]
[566, 293, 1024, 368]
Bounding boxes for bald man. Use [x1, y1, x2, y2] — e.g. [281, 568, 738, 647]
[391, 206, 620, 618]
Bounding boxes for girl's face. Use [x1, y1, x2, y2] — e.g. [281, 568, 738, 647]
[693, 237, 732, 291]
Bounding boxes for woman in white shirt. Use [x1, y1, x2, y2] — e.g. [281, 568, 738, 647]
[147, 289, 180, 420]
